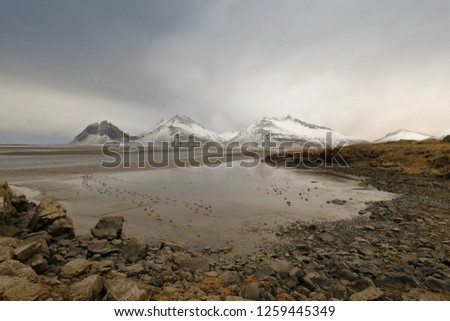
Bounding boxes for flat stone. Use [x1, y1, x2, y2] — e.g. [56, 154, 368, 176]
[0, 276, 49, 300]
[91, 216, 124, 240]
[60, 258, 92, 277]
[69, 275, 105, 301]
[88, 239, 120, 256]
[13, 241, 43, 262]
[174, 253, 210, 272]
[105, 278, 151, 301]
[0, 259, 38, 282]
[121, 263, 145, 276]
[218, 270, 241, 285]
[270, 259, 293, 274]
[350, 287, 384, 301]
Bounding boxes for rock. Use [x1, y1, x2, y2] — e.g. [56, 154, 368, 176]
[375, 272, 420, 289]
[121, 263, 145, 276]
[225, 295, 246, 301]
[161, 240, 186, 252]
[350, 287, 384, 301]
[319, 232, 335, 243]
[60, 258, 92, 277]
[401, 288, 445, 301]
[331, 199, 347, 205]
[48, 254, 65, 265]
[0, 245, 13, 262]
[24, 254, 48, 274]
[0, 276, 49, 300]
[270, 259, 293, 274]
[0, 259, 38, 282]
[0, 181, 14, 224]
[28, 197, 75, 240]
[424, 276, 450, 292]
[13, 241, 43, 261]
[105, 278, 150, 300]
[243, 281, 260, 300]
[123, 238, 147, 263]
[91, 216, 124, 240]
[87, 239, 120, 256]
[302, 272, 329, 291]
[91, 260, 115, 274]
[69, 275, 105, 300]
[174, 253, 210, 272]
[218, 271, 241, 285]
[289, 266, 302, 277]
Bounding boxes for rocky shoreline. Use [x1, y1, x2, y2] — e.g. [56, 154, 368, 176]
[1, 164, 449, 300]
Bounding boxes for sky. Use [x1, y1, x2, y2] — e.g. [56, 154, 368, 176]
[1, 0, 450, 144]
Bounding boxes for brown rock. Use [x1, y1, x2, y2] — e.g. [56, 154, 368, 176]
[0, 276, 49, 300]
[123, 238, 147, 263]
[0, 259, 38, 281]
[218, 270, 241, 285]
[0, 245, 13, 263]
[350, 287, 384, 301]
[13, 241, 43, 261]
[243, 281, 260, 300]
[88, 239, 120, 256]
[28, 197, 75, 240]
[270, 259, 293, 274]
[60, 258, 92, 277]
[174, 253, 210, 272]
[69, 275, 105, 301]
[91, 216, 124, 240]
[24, 254, 48, 274]
[104, 278, 151, 301]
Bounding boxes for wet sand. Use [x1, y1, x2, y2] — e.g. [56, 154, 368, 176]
[0, 145, 393, 255]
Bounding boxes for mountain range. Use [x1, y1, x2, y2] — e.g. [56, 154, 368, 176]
[70, 115, 448, 146]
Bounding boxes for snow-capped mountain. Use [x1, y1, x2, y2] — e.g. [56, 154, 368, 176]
[437, 128, 450, 140]
[137, 114, 221, 143]
[70, 121, 132, 144]
[218, 131, 238, 141]
[229, 116, 363, 147]
[373, 129, 431, 143]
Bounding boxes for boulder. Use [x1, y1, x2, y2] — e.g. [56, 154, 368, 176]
[0, 245, 13, 262]
[69, 275, 105, 300]
[173, 253, 210, 272]
[218, 271, 241, 286]
[0, 259, 38, 282]
[0, 276, 49, 300]
[0, 181, 14, 224]
[91, 216, 124, 240]
[123, 238, 147, 263]
[24, 254, 48, 274]
[350, 287, 384, 301]
[13, 241, 43, 261]
[270, 259, 293, 274]
[60, 258, 92, 277]
[88, 239, 120, 256]
[28, 197, 75, 240]
[104, 278, 151, 301]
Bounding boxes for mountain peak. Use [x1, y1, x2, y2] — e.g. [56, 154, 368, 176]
[70, 121, 131, 144]
[374, 129, 431, 143]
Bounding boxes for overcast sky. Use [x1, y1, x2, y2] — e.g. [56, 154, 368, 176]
[1, 0, 449, 144]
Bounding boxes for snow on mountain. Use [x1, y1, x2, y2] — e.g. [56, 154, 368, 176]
[437, 128, 450, 139]
[137, 114, 221, 143]
[70, 121, 132, 145]
[373, 129, 431, 143]
[218, 131, 238, 141]
[229, 115, 363, 147]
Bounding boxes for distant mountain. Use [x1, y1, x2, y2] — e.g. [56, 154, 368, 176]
[373, 129, 431, 144]
[137, 114, 221, 144]
[437, 128, 450, 140]
[218, 131, 238, 141]
[70, 121, 132, 144]
[229, 115, 364, 147]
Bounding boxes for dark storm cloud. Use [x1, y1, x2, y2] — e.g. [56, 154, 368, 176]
[1, 0, 450, 143]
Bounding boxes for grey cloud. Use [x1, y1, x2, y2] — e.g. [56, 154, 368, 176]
[1, 0, 449, 143]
